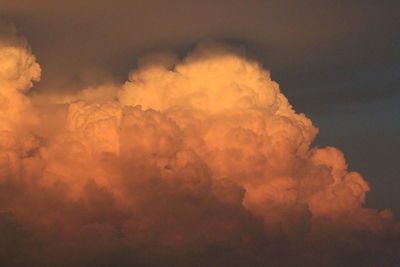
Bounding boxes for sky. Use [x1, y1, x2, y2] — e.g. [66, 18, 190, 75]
[0, 1, 399, 266]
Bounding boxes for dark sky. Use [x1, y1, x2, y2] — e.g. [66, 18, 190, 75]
[2, 0, 399, 216]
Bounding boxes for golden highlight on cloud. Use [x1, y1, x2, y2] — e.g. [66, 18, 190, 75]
[0, 27, 399, 267]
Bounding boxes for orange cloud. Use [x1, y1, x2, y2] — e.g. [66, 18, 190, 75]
[0, 28, 398, 266]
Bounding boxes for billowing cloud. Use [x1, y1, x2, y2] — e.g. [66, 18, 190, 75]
[0, 27, 399, 266]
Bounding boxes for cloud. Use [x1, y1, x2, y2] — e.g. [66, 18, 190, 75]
[0, 26, 399, 266]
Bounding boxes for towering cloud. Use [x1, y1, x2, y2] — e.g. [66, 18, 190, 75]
[0, 28, 398, 266]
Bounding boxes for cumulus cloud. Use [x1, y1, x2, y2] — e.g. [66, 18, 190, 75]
[0, 27, 399, 266]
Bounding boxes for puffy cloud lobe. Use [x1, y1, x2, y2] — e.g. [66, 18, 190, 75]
[119, 42, 281, 114]
[0, 46, 41, 92]
[0, 34, 399, 266]
[0, 29, 40, 134]
[0, 29, 41, 192]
